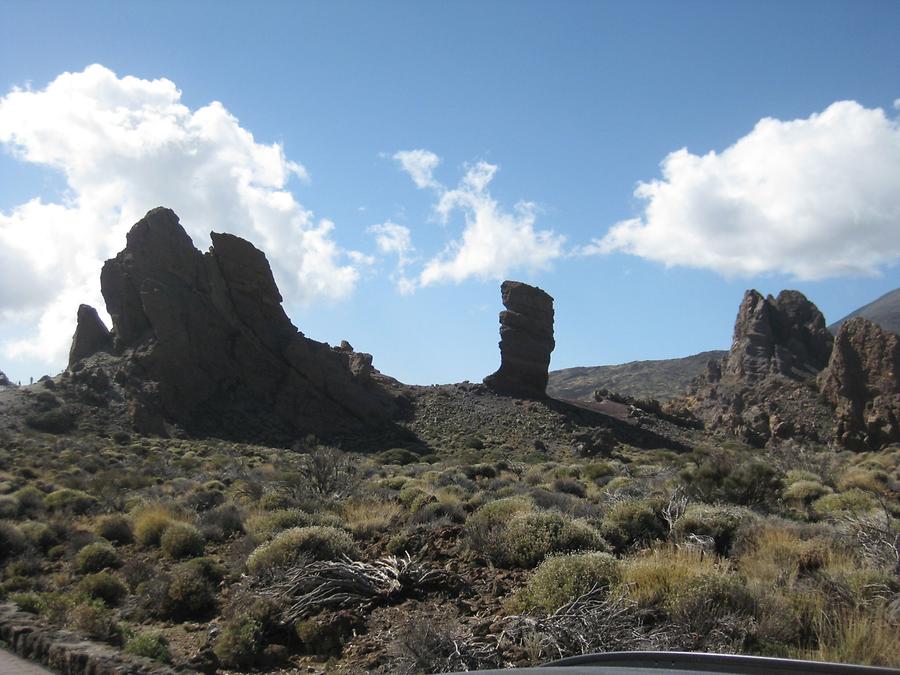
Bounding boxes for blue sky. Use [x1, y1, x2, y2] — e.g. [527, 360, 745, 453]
[1, 1, 899, 385]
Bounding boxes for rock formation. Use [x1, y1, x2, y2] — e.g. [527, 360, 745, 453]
[724, 290, 833, 381]
[68, 304, 113, 369]
[0, 370, 10, 387]
[677, 289, 836, 447]
[91, 207, 394, 442]
[484, 280, 554, 398]
[819, 317, 900, 450]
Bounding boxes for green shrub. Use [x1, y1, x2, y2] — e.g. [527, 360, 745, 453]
[258, 491, 296, 511]
[213, 597, 278, 669]
[148, 558, 224, 620]
[722, 460, 784, 509]
[26, 408, 76, 434]
[44, 488, 98, 515]
[246, 508, 317, 540]
[0, 522, 26, 562]
[79, 571, 128, 606]
[583, 462, 616, 481]
[13, 486, 45, 516]
[9, 591, 41, 614]
[515, 552, 622, 613]
[600, 499, 666, 553]
[672, 504, 754, 556]
[552, 477, 586, 498]
[19, 521, 58, 551]
[160, 522, 205, 559]
[124, 632, 171, 663]
[75, 542, 120, 574]
[462, 463, 497, 480]
[67, 599, 123, 644]
[0, 496, 17, 519]
[665, 572, 757, 635]
[200, 503, 245, 542]
[95, 514, 133, 544]
[811, 489, 878, 518]
[783, 480, 832, 506]
[246, 526, 359, 575]
[465, 496, 532, 562]
[501, 511, 606, 568]
[377, 448, 420, 465]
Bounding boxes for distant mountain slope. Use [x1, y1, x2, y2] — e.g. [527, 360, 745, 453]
[829, 287, 900, 335]
[548, 350, 727, 402]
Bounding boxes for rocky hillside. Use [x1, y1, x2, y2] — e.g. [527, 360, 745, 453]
[548, 350, 726, 402]
[829, 287, 900, 335]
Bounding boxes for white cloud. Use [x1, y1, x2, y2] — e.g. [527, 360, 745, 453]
[587, 100, 900, 280]
[393, 149, 441, 189]
[393, 152, 565, 287]
[367, 221, 416, 294]
[0, 64, 361, 367]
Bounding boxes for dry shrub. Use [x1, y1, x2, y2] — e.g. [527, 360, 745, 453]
[343, 498, 402, 538]
[801, 606, 900, 667]
[133, 502, 191, 547]
[737, 525, 832, 588]
[621, 545, 725, 609]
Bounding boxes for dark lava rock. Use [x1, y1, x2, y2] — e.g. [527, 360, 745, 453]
[0, 369, 11, 387]
[68, 304, 113, 368]
[725, 289, 832, 381]
[483, 280, 554, 399]
[676, 289, 836, 447]
[97, 207, 394, 442]
[819, 317, 900, 450]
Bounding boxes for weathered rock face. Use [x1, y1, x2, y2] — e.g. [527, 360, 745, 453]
[0, 370, 10, 387]
[98, 207, 394, 442]
[677, 289, 837, 447]
[725, 290, 833, 381]
[484, 280, 554, 398]
[68, 304, 113, 369]
[819, 317, 900, 450]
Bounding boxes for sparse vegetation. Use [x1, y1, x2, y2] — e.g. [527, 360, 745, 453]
[0, 403, 896, 671]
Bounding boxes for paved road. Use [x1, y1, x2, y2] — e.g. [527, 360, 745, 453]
[0, 648, 55, 674]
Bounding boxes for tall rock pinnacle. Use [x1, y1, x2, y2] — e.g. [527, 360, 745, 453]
[484, 280, 555, 398]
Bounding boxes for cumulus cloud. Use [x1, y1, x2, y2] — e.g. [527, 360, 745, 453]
[367, 221, 416, 294]
[0, 64, 361, 367]
[393, 152, 565, 288]
[393, 149, 440, 189]
[586, 100, 900, 280]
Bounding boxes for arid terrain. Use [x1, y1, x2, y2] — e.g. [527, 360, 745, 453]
[0, 209, 897, 674]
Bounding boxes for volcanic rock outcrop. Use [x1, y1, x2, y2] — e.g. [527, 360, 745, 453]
[0, 370, 10, 387]
[819, 317, 900, 450]
[725, 290, 833, 381]
[90, 207, 393, 442]
[678, 289, 836, 447]
[68, 304, 113, 369]
[484, 280, 554, 398]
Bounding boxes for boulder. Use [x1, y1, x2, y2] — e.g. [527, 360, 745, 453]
[484, 280, 555, 398]
[819, 317, 900, 450]
[97, 207, 393, 442]
[68, 304, 113, 368]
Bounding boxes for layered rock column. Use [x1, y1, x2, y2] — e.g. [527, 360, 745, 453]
[484, 280, 555, 398]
